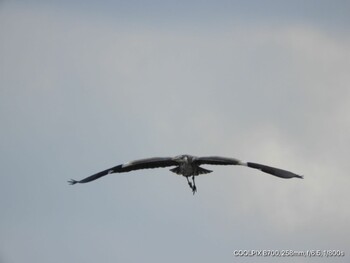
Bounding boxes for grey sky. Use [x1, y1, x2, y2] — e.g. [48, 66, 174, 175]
[1, 1, 350, 262]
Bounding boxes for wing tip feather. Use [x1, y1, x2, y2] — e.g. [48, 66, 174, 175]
[68, 179, 78, 185]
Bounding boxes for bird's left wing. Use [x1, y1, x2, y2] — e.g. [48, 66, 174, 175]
[194, 156, 303, 179]
[193, 156, 242, 165]
[245, 162, 303, 179]
[68, 157, 178, 185]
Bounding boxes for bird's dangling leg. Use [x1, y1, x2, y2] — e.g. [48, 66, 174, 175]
[191, 176, 197, 195]
[186, 176, 197, 194]
[186, 176, 193, 190]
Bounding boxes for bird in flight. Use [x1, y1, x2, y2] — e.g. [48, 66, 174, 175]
[68, 154, 303, 194]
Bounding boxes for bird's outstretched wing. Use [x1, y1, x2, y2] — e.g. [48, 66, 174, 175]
[120, 157, 178, 172]
[68, 165, 123, 185]
[245, 162, 303, 179]
[194, 156, 303, 179]
[68, 157, 178, 185]
[193, 156, 242, 165]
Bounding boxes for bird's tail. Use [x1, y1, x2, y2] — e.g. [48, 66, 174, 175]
[169, 167, 182, 175]
[169, 167, 213, 175]
[195, 167, 212, 175]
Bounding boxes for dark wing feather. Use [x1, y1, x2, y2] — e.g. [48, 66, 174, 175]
[194, 156, 241, 165]
[68, 165, 123, 185]
[68, 157, 178, 185]
[120, 157, 178, 172]
[246, 162, 303, 179]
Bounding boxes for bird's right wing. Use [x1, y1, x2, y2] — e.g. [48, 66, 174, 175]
[68, 165, 123, 185]
[120, 157, 178, 172]
[68, 157, 178, 185]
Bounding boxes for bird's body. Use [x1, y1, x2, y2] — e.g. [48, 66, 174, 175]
[169, 155, 212, 176]
[69, 154, 303, 194]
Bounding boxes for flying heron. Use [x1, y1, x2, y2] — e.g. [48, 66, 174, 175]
[68, 154, 303, 194]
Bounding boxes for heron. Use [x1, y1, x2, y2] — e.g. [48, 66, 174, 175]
[68, 154, 303, 194]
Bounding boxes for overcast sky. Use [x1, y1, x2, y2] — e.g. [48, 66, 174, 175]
[1, 1, 350, 262]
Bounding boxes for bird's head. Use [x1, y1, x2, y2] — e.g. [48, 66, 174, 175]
[173, 154, 189, 163]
